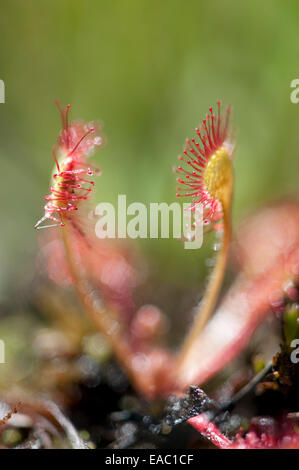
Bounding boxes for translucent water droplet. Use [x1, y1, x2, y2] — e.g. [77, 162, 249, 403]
[94, 137, 102, 145]
[213, 242, 222, 251]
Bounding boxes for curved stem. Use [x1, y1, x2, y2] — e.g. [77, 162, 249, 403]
[61, 222, 152, 397]
[212, 361, 272, 418]
[188, 413, 232, 449]
[175, 203, 232, 379]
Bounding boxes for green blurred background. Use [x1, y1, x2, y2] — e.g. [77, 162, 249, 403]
[0, 0, 298, 301]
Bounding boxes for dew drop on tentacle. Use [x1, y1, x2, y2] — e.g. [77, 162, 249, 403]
[35, 103, 103, 230]
[175, 102, 233, 227]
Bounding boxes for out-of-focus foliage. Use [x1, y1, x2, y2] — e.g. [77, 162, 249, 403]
[0, 0, 299, 300]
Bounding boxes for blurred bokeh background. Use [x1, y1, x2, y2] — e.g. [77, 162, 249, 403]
[0, 0, 298, 302]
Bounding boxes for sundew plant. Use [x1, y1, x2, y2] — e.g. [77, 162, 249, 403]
[1, 1, 299, 451]
[2, 100, 293, 449]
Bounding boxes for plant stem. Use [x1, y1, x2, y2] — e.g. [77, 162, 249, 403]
[175, 204, 232, 380]
[212, 361, 273, 418]
[188, 413, 232, 448]
[61, 222, 152, 396]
